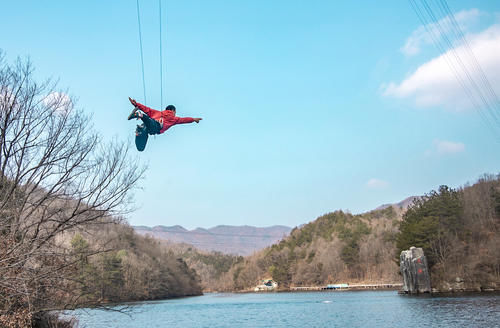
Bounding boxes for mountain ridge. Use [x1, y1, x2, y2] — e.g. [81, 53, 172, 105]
[133, 224, 292, 256]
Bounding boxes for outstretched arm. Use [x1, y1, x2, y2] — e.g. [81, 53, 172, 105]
[175, 117, 203, 124]
[128, 97, 158, 116]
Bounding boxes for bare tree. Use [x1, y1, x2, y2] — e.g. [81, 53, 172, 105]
[0, 52, 144, 323]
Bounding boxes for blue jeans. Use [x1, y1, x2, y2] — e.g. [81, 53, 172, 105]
[139, 112, 162, 135]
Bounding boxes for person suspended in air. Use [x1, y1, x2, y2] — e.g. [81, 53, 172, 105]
[127, 97, 202, 151]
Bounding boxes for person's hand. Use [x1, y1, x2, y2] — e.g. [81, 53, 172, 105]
[194, 118, 202, 123]
[129, 97, 137, 106]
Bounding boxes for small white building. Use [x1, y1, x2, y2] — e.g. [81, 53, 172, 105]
[254, 279, 278, 291]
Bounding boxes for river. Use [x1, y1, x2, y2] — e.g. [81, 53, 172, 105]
[67, 291, 500, 327]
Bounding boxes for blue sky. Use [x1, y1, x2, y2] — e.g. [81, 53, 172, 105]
[2, 1, 499, 229]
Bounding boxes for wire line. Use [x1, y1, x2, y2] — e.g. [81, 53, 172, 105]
[408, 0, 499, 138]
[421, 0, 500, 132]
[136, 0, 147, 104]
[437, 0, 500, 124]
[159, 0, 163, 109]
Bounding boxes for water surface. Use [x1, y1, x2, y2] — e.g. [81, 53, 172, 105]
[69, 291, 500, 327]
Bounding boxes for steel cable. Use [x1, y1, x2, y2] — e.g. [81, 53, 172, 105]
[136, 0, 147, 104]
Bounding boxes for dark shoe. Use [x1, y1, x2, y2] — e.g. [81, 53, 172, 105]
[135, 124, 147, 136]
[127, 106, 139, 120]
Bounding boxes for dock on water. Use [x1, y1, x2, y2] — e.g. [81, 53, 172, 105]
[290, 283, 403, 291]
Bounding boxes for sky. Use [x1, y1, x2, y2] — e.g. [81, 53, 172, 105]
[1, 0, 500, 230]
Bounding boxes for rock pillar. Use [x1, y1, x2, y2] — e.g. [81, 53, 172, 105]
[400, 246, 431, 294]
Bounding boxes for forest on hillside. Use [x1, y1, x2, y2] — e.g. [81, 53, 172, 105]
[396, 175, 500, 291]
[0, 53, 201, 327]
[209, 206, 403, 291]
[159, 241, 243, 291]
[205, 175, 499, 292]
[67, 224, 202, 305]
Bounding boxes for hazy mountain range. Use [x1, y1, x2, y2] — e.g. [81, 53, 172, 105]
[133, 197, 419, 256]
[133, 224, 292, 256]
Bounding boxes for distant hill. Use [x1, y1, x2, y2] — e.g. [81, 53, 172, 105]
[133, 225, 292, 256]
[375, 196, 420, 211]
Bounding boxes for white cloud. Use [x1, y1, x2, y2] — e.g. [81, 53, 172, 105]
[433, 139, 465, 154]
[366, 178, 389, 189]
[401, 9, 481, 56]
[42, 92, 73, 114]
[383, 23, 500, 111]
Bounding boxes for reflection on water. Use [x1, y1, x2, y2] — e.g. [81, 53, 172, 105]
[67, 291, 500, 328]
[399, 293, 500, 327]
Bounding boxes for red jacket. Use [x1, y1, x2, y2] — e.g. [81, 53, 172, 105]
[136, 102, 195, 134]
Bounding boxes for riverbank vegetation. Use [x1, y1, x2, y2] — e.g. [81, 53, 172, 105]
[160, 242, 243, 291]
[68, 224, 202, 305]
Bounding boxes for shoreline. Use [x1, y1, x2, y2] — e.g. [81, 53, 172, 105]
[207, 283, 500, 294]
[204, 288, 500, 295]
